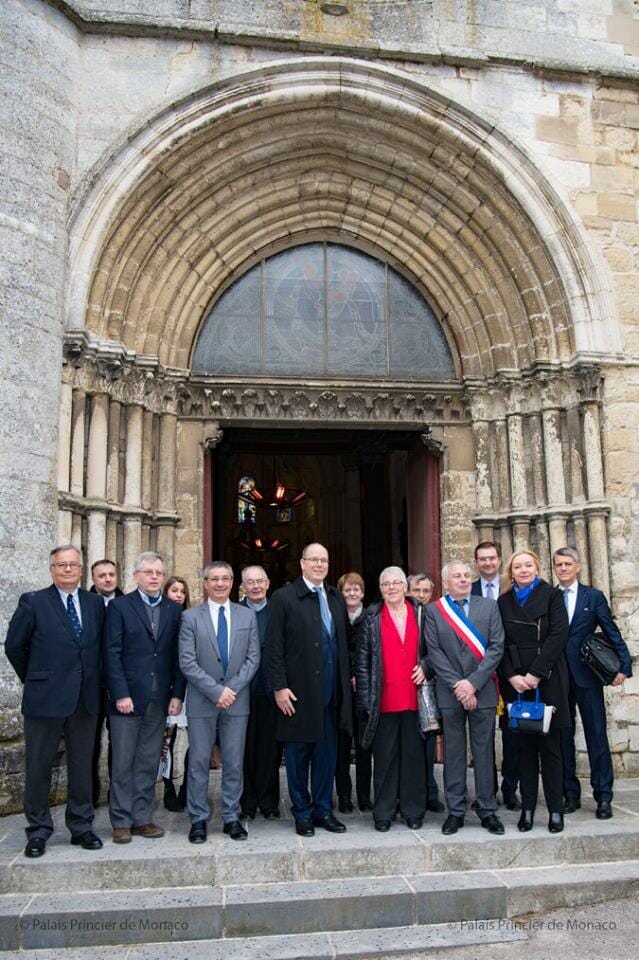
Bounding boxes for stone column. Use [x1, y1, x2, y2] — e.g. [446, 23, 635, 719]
[472, 419, 493, 515]
[106, 399, 121, 567]
[69, 389, 86, 498]
[535, 519, 550, 577]
[582, 403, 605, 502]
[156, 413, 177, 571]
[542, 408, 567, 551]
[573, 515, 590, 584]
[122, 404, 144, 589]
[57, 381, 73, 544]
[587, 509, 610, 597]
[141, 410, 155, 512]
[86, 394, 109, 570]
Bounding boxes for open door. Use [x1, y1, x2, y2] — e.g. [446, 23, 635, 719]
[406, 438, 442, 595]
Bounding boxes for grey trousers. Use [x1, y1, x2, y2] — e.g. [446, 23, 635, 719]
[109, 699, 165, 828]
[187, 712, 248, 824]
[440, 704, 497, 818]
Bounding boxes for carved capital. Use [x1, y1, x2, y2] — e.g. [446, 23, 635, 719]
[576, 365, 602, 403]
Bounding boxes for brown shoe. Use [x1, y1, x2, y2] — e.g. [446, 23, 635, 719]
[131, 823, 164, 839]
[112, 827, 132, 844]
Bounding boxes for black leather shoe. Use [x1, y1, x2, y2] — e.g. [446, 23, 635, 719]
[263, 808, 281, 820]
[405, 816, 423, 830]
[223, 820, 248, 841]
[564, 797, 581, 814]
[24, 838, 46, 858]
[517, 810, 534, 832]
[358, 796, 373, 812]
[312, 814, 346, 833]
[470, 799, 480, 811]
[427, 799, 445, 813]
[295, 819, 315, 837]
[596, 801, 613, 820]
[480, 814, 505, 835]
[503, 795, 521, 811]
[338, 796, 353, 814]
[442, 814, 464, 835]
[188, 820, 207, 844]
[548, 812, 564, 833]
[240, 809, 256, 821]
[374, 820, 391, 832]
[70, 831, 103, 850]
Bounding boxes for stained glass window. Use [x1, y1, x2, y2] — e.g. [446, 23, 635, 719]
[192, 243, 454, 379]
[238, 476, 256, 524]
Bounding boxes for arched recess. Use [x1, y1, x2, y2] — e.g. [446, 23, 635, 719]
[59, 57, 616, 594]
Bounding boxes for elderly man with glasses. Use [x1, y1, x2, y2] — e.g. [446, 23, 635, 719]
[265, 543, 352, 837]
[6, 544, 105, 858]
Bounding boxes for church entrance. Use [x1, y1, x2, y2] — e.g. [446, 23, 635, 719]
[206, 427, 441, 598]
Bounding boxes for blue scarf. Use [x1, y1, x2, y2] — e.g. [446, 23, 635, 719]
[513, 577, 540, 606]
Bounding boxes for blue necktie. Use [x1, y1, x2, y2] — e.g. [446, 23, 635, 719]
[315, 586, 332, 637]
[217, 606, 229, 673]
[66, 593, 83, 643]
[485, 581, 494, 599]
[456, 598, 469, 619]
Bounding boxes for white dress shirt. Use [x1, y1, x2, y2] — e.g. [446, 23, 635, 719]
[208, 599, 232, 654]
[562, 584, 577, 624]
[56, 587, 82, 625]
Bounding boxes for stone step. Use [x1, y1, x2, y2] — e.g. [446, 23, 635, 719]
[0, 920, 528, 960]
[3, 816, 639, 895]
[1, 860, 638, 951]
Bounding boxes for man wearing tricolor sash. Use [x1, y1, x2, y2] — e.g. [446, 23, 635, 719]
[424, 560, 505, 836]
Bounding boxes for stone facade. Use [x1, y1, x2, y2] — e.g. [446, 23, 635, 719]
[1, 0, 639, 811]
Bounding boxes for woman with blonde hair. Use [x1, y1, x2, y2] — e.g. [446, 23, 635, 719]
[498, 550, 569, 833]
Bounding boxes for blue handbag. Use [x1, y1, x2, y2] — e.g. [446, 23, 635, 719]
[508, 688, 547, 734]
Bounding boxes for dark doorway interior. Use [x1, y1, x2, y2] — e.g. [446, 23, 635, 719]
[207, 428, 440, 599]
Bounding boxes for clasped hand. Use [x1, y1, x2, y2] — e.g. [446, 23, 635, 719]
[509, 673, 540, 693]
[453, 678, 477, 710]
[216, 686, 236, 710]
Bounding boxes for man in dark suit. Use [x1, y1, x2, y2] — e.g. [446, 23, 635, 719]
[89, 558, 123, 806]
[239, 564, 282, 820]
[179, 561, 260, 842]
[105, 551, 185, 843]
[5, 544, 105, 858]
[471, 540, 521, 810]
[265, 542, 352, 837]
[553, 547, 632, 819]
[424, 560, 505, 836]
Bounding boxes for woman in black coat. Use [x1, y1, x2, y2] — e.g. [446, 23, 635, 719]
[498, 550, 569, 834]
[355, 567, 429, 832]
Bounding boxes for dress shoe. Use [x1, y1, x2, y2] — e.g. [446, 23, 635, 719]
[223, 820, 248, 841]
[596, 801, 613, 820]
[564, 797, 581, 814]
[295, 819, 315, 837]
[131, 823, 164, 839]
[112, 827, 132, 844]
[312, 813, 346, 833]
[374, 820, 391, 832]
[263, 808, 281, 820]
[548, 812, 564, 833]
[338, 796, 354, 814]
[240, 809, 256, 820]
[163, 783, 185, 812]
[24, 838, 46, 858]
[442, 814, 464, 835]
[503, 795, 521, 811]
[405, 816, 423, 830]
[470, 799, 480, 811]
[71, 831, 103, 850]
[427, 799, 445, 813]
[188, 821, 207, 844]
[358, 796, 373, 812]
[517, 810, 534, 832]
[480, 814, 505, 835]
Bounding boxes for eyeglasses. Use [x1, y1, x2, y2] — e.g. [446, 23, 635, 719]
[206, 576, 232, 583]
[381, 580, 405, 589]
[51, 562, 81, 570]
[302, 557, 329, 564]
[244, 578, 266, 586]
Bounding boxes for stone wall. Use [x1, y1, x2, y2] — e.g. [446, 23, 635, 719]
[0, 0, 81, 810]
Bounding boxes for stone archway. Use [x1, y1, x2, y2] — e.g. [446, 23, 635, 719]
[59, 57, 618, 592]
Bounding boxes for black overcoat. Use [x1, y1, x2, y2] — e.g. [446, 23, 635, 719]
[265, 577, 352, 742]
[355, 596, 429, 750]
[498, 580, 570, 728]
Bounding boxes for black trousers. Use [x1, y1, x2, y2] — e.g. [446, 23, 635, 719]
[372, 711, 426, 822]
[24, 704, 97, 840]
[335, 705, 372, 803]
[517, 726, 564, 814]
[241, 694, 282, 815]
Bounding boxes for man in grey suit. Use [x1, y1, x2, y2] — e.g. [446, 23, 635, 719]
[179, 561, 260, 842]
[424, 560, 505, 836]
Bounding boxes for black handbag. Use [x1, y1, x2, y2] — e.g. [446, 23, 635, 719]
[580, 632, 620, 685]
